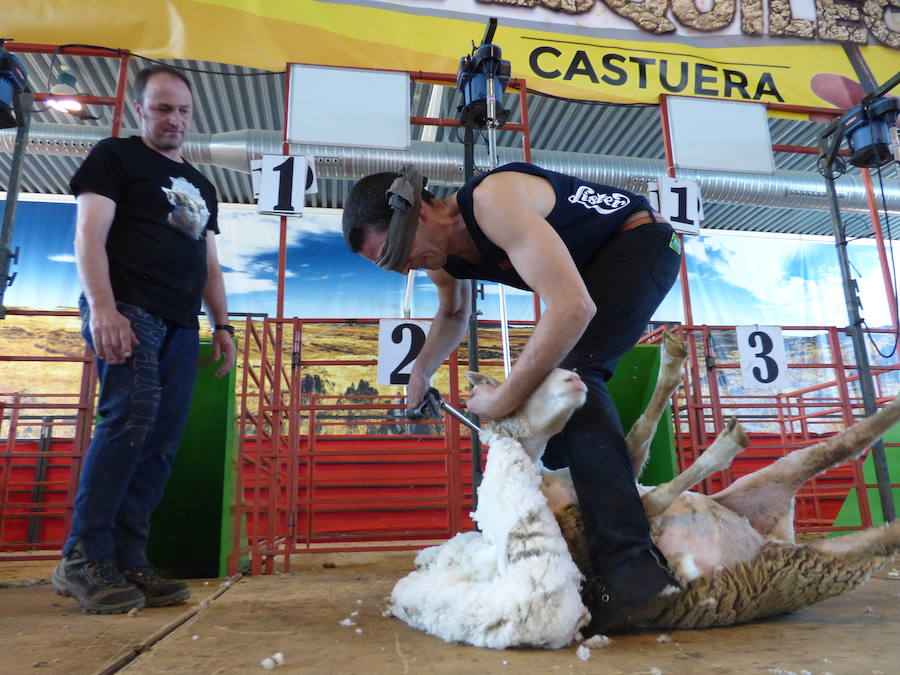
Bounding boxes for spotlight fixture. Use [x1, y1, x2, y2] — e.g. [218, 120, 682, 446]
[47, 65, 83, 113]
[841, 97, 899, 168]
[0, 41, 28, 129]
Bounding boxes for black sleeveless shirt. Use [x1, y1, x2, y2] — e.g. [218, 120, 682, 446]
[444, 162, 651, 291]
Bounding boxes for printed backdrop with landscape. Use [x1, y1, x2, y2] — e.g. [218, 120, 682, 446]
[3, 195, 900, 429]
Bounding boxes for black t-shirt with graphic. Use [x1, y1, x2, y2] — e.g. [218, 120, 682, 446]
[70, 136, 219, 328]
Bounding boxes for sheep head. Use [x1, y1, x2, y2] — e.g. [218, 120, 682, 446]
[467, 369, 588, 461]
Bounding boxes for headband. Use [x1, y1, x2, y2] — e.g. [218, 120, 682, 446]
[375, 164, 425, 272]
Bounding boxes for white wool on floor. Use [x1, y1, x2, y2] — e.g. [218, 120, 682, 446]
[390, 429, 589, 649]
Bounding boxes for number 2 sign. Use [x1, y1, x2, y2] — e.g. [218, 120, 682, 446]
[735, 325, 790, 391]
[377, 319, 432, 386]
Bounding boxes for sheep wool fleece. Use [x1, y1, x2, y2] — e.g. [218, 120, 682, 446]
[389, 427, 589, 649]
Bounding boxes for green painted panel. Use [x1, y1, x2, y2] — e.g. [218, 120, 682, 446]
[147, 339, 240, 578]
[832, 423, 900, 531]
[146, 340, 676, 575]
[608, 344, 678, 486]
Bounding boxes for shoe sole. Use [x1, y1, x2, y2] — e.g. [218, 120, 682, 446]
[52, 568, 146, 614]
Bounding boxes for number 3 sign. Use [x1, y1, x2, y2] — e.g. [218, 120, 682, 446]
[735, 325, 790, 391]
[377, 319, 432, 386]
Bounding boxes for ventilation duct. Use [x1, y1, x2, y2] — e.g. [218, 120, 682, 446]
[2, 123, 898, 214]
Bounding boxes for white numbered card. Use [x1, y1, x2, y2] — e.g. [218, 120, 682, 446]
[257, 155, 307, 216]
[649, 177, 703, 236]
[736, 325, 790, 391]
[251, 157, 318, 200]
[377, 319, 432, 386]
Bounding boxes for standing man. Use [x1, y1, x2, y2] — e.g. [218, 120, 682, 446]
[52, 65, 236, 614]
[342, 162, 682, 632]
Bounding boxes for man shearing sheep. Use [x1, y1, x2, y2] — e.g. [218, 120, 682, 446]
[342, 162, 683, 632]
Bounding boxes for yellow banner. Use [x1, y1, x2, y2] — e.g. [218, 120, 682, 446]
[7, 0, 899, 107]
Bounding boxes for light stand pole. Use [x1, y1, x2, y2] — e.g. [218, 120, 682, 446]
[462, 119, 485, 494]
[817, 72, 900, 523]
[456, 17, 512, 498]
[0, 45, 31, 319]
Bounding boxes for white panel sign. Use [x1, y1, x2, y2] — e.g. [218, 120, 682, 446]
[257, 155, 306, 216]
[654, 176, 703, 236]
[736, 325, 790, 391]
[252, 156, 317, 200]
[666, 96, 775, 174]
[377, 319, 431, 386]
[287, 64, 410, 150]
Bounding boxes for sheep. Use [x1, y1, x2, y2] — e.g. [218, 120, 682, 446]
[389, 370, 592, 649]
[549, 331, 900, 631]
[390, 331, 900, 646]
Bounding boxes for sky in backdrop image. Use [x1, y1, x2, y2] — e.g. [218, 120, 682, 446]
[4, 196, 900, 332]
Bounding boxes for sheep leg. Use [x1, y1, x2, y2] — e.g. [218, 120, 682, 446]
[712, 391, 900, 542]
[809, 519, 900, 557]
[626, 331, 688, 478]
[642, 418, 749, 519]
[540, 467, 578, 512]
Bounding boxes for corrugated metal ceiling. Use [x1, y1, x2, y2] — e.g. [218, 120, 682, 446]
[1, 50, 896, 240]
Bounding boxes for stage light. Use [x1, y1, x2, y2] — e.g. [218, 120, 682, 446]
[841, 97, 900, 168]
[46, 66, 83, 113]
[0, 45, 28, 129]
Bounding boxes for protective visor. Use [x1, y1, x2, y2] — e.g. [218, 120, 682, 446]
[375, 164, 424, 272]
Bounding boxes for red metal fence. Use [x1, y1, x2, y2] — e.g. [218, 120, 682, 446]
[671, 325, 900, 533]
[1, 311, 898, 573]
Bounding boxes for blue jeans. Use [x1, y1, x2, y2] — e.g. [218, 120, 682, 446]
[64, 297, 199, 568]
[542, 221, 682, 575]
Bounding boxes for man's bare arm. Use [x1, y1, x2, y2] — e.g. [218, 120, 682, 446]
[203, 231, 236, 377]
[406, 268, 471, 411]
[466, 172, 596, 418]
[74, 192, 138, 364]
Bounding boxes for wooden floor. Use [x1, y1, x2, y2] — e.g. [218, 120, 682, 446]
[2, 551, 899, 674]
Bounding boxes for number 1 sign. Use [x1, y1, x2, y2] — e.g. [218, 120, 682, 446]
[648, 177, 703, 236]
[257, 154, 307, 216]
[377, 319, 432, 386]
[735, 325, 790, 391]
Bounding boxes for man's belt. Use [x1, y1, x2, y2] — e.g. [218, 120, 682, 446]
[619, 211, 659, 233]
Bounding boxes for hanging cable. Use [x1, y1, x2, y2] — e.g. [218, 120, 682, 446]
[27, 43, 284, 122]
[50, 43, 284, 76]
[524, 87, 657, 108]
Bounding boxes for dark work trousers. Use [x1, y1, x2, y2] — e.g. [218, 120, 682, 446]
[63, 296, 199, 568]
[541, 220, 682, 577]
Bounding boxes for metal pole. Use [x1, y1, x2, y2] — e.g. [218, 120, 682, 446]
[402, 271, 415, 319]
[485, 69, 500, 171]
[0, 91, 32, 319]
[463, 120, 484, 495]
[484, 57, 512, 376]
[824, 173, 896, 522]
[861, 167, 899, 335]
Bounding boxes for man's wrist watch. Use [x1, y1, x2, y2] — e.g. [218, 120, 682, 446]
[214, 324, 235, 336]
